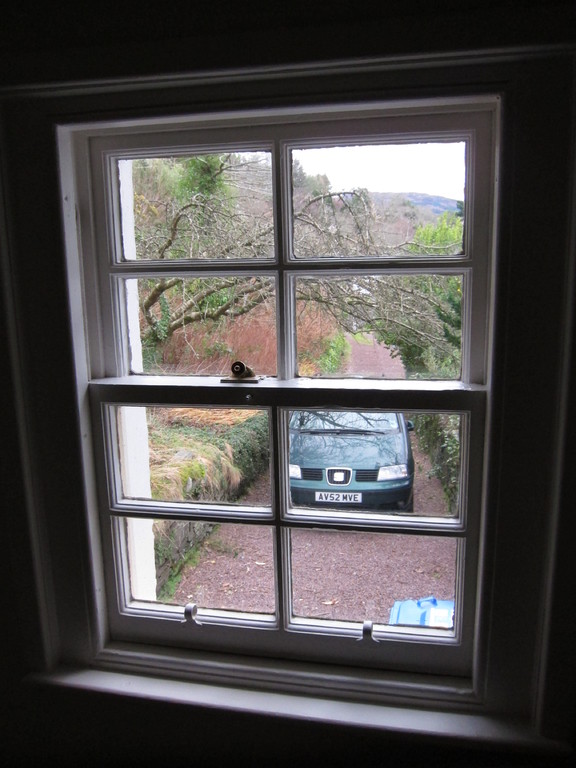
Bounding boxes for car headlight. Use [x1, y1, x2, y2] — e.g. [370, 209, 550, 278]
[289, 464, 302, 479]
[377, 464, 409, 481]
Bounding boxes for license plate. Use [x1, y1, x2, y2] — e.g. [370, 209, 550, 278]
[315, 491, 362, 503]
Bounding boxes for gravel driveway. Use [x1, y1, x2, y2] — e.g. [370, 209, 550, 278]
[174, 440, 456, 624]
[174, 337, 456, 624]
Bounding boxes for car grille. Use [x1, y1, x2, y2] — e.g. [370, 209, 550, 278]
[301, 468, 323, 480]
[355, 469, 379, 482]
[300, 468, 380, 482]
[327, 468, 352, 485]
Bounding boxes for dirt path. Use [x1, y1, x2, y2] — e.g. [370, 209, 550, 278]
[345, 333, 406, 378]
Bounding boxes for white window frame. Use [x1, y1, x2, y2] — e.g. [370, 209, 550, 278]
[58, 96, 498, 699]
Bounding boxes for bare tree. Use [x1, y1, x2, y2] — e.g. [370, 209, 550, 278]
[131, 153, 461, 377]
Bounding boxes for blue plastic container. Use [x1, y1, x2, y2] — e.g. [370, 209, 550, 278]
[389, 596, 454, 628]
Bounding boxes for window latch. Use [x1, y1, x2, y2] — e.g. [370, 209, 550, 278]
[359, 619, 379, 643]
[181, 602, 201, 626]
[221, 360, 259, 383]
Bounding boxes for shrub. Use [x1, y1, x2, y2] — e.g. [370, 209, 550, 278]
[317, 331, 349, 374]
[219, 411, 270, 496]
[411, 413, 460, 515]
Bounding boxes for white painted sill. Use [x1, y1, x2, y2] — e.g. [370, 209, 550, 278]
[28, 667, 572, 757]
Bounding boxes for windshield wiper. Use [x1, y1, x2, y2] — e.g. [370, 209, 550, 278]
[299, 428, 370, 435]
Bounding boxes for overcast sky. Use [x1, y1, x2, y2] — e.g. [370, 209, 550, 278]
[293, 142, 466, 201]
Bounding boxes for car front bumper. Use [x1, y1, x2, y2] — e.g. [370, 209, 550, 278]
[289, 483, 413, 511]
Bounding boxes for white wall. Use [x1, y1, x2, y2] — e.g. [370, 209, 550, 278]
[118, 159, 157, 601]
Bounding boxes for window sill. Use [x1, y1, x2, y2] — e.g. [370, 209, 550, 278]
[28, 667, 571, 756]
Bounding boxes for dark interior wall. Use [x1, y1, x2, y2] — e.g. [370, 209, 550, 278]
[1, 0, 576, 86]
[1, 3, 575, 766]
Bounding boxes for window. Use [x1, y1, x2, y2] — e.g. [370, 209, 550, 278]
[60, 97, 497, 696]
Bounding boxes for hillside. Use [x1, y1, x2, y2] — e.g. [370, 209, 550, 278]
[372, 191, 460, 217]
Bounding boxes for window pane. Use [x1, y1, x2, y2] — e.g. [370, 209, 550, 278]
[125, 276, 277, 375]
[290, 528, 458, 628]
[292, 143, 465, 259]
[116, 406, 271, 507]
[125, 518, 275, 614]
[295, 274, 462, 379]
[121, 152, 274, 261]
[288, 410, 461, 518]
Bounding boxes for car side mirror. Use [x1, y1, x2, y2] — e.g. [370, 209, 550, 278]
[406, 420, 414, 431]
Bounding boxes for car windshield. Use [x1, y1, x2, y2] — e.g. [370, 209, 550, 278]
[290, 411, 400, 433]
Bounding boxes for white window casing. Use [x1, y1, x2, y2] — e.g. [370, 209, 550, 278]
[57, 96, 497, 693]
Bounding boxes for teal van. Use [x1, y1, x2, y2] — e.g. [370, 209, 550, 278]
[289, 410, 414, 512]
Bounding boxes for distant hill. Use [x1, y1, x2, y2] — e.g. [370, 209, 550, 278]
[371, 191, 460, 217]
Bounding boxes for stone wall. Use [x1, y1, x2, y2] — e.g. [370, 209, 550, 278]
[153, 519, 214, 594]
